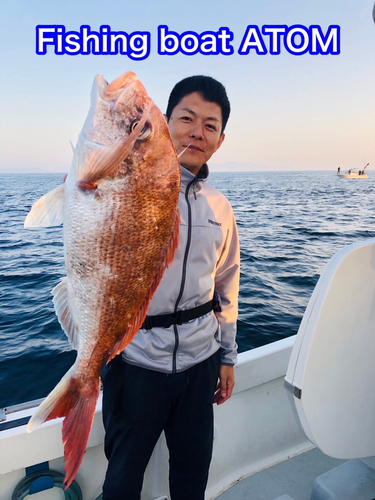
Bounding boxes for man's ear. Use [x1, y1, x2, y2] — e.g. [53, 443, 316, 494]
[215, 132, 225, 153]
[163, 113, 169, 123]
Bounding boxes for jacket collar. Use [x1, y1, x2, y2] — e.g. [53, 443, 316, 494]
[180, 164, 209, 194]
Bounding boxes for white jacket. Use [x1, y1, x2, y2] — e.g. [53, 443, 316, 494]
[122, 164, 240, 373]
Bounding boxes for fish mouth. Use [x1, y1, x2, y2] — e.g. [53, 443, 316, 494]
[93, 72, 139, 103]
[104, 71, 138, 96]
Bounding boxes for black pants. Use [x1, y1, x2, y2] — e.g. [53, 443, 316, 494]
[102, 351, 220, 500]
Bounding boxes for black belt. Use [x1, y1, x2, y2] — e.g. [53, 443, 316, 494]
[142, 298, 218, 330]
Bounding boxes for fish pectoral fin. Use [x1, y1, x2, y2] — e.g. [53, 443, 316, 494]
[78, 101, 152, 184]
[52, 277, 79, 350]
[24, 184, 65, 228]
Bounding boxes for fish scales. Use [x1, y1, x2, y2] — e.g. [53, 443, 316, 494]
[24, 71, 180, 488]
[65, 175, 177, 373]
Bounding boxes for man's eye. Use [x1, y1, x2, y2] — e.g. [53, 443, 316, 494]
[206, 124, 217, 131]
[181, 116, 192, 121]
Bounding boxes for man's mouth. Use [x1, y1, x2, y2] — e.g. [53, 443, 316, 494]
[185, 144, 204, 152]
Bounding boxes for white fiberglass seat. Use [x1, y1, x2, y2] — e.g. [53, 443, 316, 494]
[285, 239, 375, 459]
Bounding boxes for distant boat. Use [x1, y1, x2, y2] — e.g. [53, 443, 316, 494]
[336, 163, 369, 179]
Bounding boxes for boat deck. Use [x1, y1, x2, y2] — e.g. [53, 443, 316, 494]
[216, 448, 346, 500]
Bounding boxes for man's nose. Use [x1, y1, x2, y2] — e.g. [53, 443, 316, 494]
[189, 121, 203, 139]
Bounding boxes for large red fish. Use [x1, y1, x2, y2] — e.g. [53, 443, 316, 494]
[24, 71, 180, 487]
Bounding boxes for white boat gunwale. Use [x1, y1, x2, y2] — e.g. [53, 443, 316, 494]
[0, 336, 313, 500]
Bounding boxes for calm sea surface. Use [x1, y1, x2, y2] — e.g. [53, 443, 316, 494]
[1, 171, 374, 407]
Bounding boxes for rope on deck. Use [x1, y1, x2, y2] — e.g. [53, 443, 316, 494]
[12, 469, 82, 500]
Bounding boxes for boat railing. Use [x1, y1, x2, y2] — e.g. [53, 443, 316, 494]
[0, 398, 45, 431]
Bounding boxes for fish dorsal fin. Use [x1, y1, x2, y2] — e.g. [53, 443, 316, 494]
[52, 277, 80, 350]
[78, 102, 152, 184]
[24, 184, 65, 228]
[107, 208, 180, 362]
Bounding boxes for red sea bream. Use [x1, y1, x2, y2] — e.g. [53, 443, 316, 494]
[24, 71, 180, 487]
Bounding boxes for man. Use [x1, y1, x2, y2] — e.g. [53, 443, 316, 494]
[102, 75, 240, 500]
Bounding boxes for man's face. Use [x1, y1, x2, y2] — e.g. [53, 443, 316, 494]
[167, 92, 225, 176]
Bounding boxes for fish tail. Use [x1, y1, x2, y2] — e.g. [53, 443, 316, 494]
[27, 366, 100, 488]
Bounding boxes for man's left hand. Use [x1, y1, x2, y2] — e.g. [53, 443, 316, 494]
[213, 365, 235, 405]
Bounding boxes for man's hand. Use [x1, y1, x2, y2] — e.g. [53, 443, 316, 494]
[213, 365, 235, 405]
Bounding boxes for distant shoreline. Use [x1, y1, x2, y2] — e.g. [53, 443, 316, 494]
[0, 169, 339, 174]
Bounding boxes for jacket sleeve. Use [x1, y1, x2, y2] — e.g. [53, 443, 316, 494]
[214, 205, 240, 366]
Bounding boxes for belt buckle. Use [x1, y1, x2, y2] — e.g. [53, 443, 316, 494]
[175, 310, 184, 325]
[162, 310, 183, 328]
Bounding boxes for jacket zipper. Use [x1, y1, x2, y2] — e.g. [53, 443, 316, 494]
[172, 177, 196, 373]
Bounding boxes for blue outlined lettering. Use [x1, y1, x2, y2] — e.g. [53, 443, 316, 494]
[157, 25, 234, 56]
[262, 25, 287, 55]
[65, 33, 81, 53]
[310, 25, 340, 54]
[285, 25, 310, 55]
[35, 24, 340, 59]
[238, 24, 340, 56]
[35, 25, 151, 60]
[238, 26, 267, 55]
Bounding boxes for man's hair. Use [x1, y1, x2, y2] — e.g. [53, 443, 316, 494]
[165, 75, 230, 133]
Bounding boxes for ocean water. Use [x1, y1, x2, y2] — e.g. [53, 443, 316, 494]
[1, 171, 374, 407]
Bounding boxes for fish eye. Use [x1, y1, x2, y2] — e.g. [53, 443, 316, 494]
[130, 120, 151, 141]
[130, 120, 139, 132]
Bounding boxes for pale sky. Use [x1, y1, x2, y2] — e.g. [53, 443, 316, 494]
[1, 0, 374, 172]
